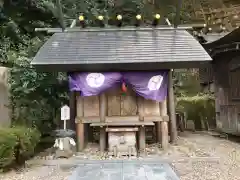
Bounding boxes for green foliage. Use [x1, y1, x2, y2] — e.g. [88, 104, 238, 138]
[0, 126, 40, 170]
[176, 94, 216, 128]
[8, 42, 69, 133]
[174, 69, 201, 97]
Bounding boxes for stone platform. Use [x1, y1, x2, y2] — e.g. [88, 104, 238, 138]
[68, 160, 180, 180]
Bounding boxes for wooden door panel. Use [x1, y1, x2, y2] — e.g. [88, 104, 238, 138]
[120, 94, 137, 116]
[107, 88, 121, 116]
[83, 96, 99, 116]
[143, 99, 160, 116]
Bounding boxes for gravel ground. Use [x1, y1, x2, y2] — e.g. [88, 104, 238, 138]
[1, 131, 240, 180]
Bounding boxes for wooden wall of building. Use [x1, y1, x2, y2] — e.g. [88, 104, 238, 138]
[76, 86, 163, 121]
[199, 66, 214, 85]
[213, 56, 240, 135]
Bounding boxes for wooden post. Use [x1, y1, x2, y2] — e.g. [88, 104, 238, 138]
[137, 96, 145, 151]
[76, 93, 85, 152]
[99, 93, 107, 152]
[159, 99, 168, 149]
[84, 124, 89, 145]
[168, 69, 177, 144]
[139, 126, 146, 151]
[155, 122, 160, 143]
[69, 91, 76, 131]
[157, 102, 163, 143]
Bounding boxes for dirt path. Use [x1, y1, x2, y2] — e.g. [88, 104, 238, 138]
[1, 131, 240, 180]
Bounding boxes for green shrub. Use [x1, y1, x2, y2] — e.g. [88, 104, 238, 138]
[176, 95, 216, 129]
[0, 126, 40, 170]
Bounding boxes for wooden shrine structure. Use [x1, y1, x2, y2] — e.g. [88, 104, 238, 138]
[32, 24, 211, 155]
[199, 27, 240, 135]
[190, 0, 240, 135]
[31, 0, 212, 155]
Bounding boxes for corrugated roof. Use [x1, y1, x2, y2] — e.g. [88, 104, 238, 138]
[31, 29, 212, 71]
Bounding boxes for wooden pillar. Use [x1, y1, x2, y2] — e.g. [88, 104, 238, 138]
[157, 101, 163, 143]
[155, 122, 160, 143]
[99, 93, 107, 152]
[168, 69, 177, 144]
[84, 124, 89, 145]
[137, 96, 145, 151]
[69, 91, 76, 131]
[159, 99, 168, 149]
[76, 93, 85, 152]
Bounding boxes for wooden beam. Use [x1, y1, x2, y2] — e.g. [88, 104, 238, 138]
[34, 24, 207, 33]
[35, 28, 63, 32]
[168, 69, 178, 144]
[90, 121, 154, 127]
[106, 116, 139, 122]
[76, 93, 85, 151]
[165, 18, 172, 26]
[106, 128, 139, 132]
[99, 93, 107, 152]
[70, 19, 77, 28]
[144, 116, 166, 122]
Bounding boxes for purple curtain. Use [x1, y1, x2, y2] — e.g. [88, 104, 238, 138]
[123, 71, 168, 102]
[69, 72, 122, 96]
[69, 71, 168, 102]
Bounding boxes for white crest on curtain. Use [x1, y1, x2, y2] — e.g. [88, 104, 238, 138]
[147, 75, 163, 91]
[86, 73, 105, 88]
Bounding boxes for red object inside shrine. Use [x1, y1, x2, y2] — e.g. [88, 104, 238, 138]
[121, 82, 127, 92]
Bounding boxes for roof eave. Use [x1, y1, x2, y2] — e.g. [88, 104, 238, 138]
[31, 60, 212, 72]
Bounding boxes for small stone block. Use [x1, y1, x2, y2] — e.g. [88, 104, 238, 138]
[55, 150, 73, 159]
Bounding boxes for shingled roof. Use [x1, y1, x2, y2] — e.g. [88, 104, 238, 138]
[31, 28, 212, 71]
[203, 27, 240, 49]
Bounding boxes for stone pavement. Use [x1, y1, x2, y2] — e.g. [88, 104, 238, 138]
[68, 160, 179, 180]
